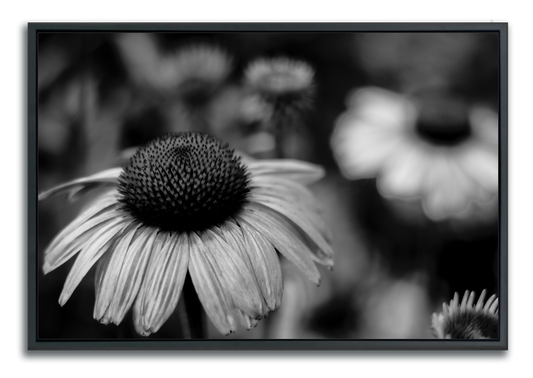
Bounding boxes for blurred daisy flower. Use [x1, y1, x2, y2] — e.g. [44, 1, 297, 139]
[331, 86, 498, 221]
[39, 132, 332, 336]
[431, 290, 498, 339]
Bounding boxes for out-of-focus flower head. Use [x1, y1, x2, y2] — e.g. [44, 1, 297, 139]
[244, 57, 315, 116]
[431, 290, 498, 339]
[116, 34, 232, 105]
[39, 131, 333, 336]
[165, 44, 233, 106]
[330, 86, 498, 222]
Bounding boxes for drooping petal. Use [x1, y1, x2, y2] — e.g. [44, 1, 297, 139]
[246, 159, 325, 184]
[38, 167, 123, 201]
[250, 175, 324, 214]
[187, 232, 237, 335]
[238, 202, 321, 286]
[248, 193, 333, 266]
[93, 221, 141, 323]
[43, 202, 122, 274]
[199, 229, 265, 320]
[59, 216, 131, 306]
[133, 232, 189, 335]
[250, 176, 332, 243]
[220, 220, 283, 312]
[105, 227, 159, 325]
[236, 309, 260, 330]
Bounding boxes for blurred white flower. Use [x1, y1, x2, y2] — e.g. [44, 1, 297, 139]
[331, 86, 498, 221]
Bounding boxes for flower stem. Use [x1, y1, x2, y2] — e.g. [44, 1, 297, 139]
[179, 273, 205, 338]
[271, 114, 285, 159]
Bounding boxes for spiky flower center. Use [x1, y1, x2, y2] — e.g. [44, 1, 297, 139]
[444, 312, 498, 339]
[118, 132, 250, 232]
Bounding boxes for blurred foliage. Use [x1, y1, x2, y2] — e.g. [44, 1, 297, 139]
[37, 31, 500, 340]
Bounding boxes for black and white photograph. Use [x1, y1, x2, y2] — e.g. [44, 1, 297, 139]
[29, 23, 507, 349]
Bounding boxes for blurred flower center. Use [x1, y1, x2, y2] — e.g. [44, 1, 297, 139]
[118, 132, 250, 232]
[414, 95, 471, 145]
[260, 71, 301, 93]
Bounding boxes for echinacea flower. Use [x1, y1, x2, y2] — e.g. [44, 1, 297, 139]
[244, 57, 315, 114]
[39, 132, 332, 336]
[244, 57, 315, 158]
[331, 86, 498, 221]
[431, 290, 498, 339]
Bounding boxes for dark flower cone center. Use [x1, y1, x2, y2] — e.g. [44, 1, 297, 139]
[118, 132, 250, 232]
[415, 95, 471, 145]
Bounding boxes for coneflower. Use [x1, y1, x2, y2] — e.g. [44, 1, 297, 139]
[39, 131, 333, 336]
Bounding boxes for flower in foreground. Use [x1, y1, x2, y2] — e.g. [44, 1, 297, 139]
[431, 290, 498, 339]
[330, 86, 498, 221]
[39, 132, 333, 336]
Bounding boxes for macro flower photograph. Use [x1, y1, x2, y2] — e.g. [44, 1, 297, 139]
[33, 27, 504, 345]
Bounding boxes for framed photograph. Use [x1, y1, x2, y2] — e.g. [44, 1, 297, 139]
[28, 22, 507, 350]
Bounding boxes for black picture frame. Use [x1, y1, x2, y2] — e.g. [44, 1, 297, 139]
[13, 15, 517, 367]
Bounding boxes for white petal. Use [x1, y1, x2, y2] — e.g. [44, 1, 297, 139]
[332, 118, 405, 179]
[460, 290, 470, 312]
[238, 203, 321, 285]
[456, 143, 498, 193]
[467, 291, 476, 309]
[188, 232, 237, 335]
[251, 175, 324, 214]
[377, 142, 428, 199]
[421, 153, 455, 220]
[134, 233, 189, 335]
[488, 297, 499, 314]
[200, 229, 265, 320]
[248, 193, 333, 266]
[484, 294, 498, 313]
[93, 221, 140, 323]
[43, 202, 122, 274]
[38, 167, 123, 201]
[246, 159, 325, 184]
[450, 157, 493, 204]
[221, 220, 283, 311]
[59, 216, 131, 306]
[107, 227, 159, 325]
[346, 86, 416, 131]
[475, 290, 487, 312]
